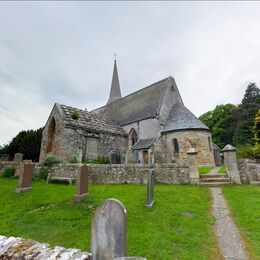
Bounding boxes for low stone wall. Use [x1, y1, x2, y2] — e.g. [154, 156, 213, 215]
[0, 162, 189, 184]
[238, 159, 260, 184]
[0, 235, 90, 259]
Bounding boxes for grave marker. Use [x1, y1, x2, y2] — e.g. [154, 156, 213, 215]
[91, 199, 127, 260]
[145, 169, 155, 208]
[16, 163, 33, 193]
[74, 164, 89, 202]
[14, 153, 23, 162]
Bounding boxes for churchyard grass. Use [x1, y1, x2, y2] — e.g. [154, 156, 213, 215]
[198, 166, 214, 174]
[0, 178, 219, 259]
[217, 165, 226, 174]
[222, 185, 260, 259]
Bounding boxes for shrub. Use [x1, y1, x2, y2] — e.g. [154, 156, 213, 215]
[42, 154, 63, 166]
[69, 158, 79, 163]
[71, 111, 80, 120]
[37, 168, 49, 180]
[2, 166, 15, 178]
[83, 156, 110, 164]
[171, 159, 176, 164]
[236, 145, 260, 161]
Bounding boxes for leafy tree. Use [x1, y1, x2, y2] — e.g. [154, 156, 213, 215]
[199, 104, 237, 148]
[254, 109, 260, 146]
[0, 128, 43, 161]
[233, 83, 260, 146]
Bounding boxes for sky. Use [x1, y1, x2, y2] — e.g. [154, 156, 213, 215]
[1, 1, 260, 145]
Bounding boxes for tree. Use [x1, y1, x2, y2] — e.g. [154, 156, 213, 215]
[233, 83, 260, 146]
[199, 104, 237, 148]
[0, 128, 43, 161]
[254, 109, 260, 146]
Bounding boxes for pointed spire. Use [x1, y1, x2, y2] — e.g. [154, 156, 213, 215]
[107, 56, 122, 104]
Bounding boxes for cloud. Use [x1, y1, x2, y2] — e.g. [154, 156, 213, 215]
[0, 1, 260, 145]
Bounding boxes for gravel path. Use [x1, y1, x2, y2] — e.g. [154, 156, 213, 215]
[209, 166, 222, 175]
[211, 187, 247, 260]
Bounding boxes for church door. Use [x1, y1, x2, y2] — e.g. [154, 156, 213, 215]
[143, 151, 148, 164]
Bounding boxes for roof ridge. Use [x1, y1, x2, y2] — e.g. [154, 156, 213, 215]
[93, 76, 171, 111]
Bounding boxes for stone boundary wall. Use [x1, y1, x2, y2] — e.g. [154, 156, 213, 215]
[0, 235, 90, 259]
[237, 159, 260, 184]
[0, 162, 189, 184]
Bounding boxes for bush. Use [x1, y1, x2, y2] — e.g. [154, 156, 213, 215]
[2, 166, 15, 178]
[37, 168, 49, 180]
[69, 158, 79, 163]
[83, 156, 110, 164]
[71, 111, 80, 120]
[171, 159, 176, 164]
[42, 154, 63, 166]
[236, 145, 260, 161]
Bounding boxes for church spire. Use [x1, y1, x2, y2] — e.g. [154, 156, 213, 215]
[107, 55, 122, 104]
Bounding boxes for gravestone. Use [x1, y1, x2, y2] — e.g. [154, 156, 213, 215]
[91, 199, 127, 260]
[0, 154, 9, 161]
[74, 164, 89, 202]
[14, 153, 23, 162]
[110, 151, 121, 164]
[222, 144, 241, 184]
[16, 163, 33, 193]
[187, 148, 199, 184]
[145, 169, 155, 208]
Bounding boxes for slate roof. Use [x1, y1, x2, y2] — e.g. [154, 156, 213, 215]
[59, 104, 127, 136]
[131, 138, 156, 150]
[94, 77, 169, 125]
[162, 103, 209, 132]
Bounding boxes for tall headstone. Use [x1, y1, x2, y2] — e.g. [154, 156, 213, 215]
[16, 163, 33, 193]
[125, 150, 133, 165]
[187, 148, 199, 184]
[14, 153, 23, 162]
[91, 199, 127, 260]
[222, 144, 241, 184]
[74, 164, 89, 202]
[145, 168, 155, 208]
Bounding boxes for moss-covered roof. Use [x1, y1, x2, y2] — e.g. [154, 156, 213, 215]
[59, 104, 127, 136]
[94, 77, 169, 125]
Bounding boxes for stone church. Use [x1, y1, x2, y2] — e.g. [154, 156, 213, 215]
[40, 60, 215, 166]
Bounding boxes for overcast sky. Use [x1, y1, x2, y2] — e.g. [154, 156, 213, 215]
[1, 1, 260, 145]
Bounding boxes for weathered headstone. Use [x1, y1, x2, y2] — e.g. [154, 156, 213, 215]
[91, 199, 127, 260]
[110, 151, 121, 164]
[0, 154, 9, 161]
[74, 164, 89, 202]
[16, 163, 33, 193]
[14, 153, 23, 162]
[222, 144, 241, 184]
[145, 169, 155, 208]
[125, 150, 133, 165]
[187, 148, 199, 184]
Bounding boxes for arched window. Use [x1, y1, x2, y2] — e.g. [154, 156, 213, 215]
[46, 117, 56, 154]
[208, 137, 212, 152]
[173, 138, 179, 153]
[129, 128, 137, 148]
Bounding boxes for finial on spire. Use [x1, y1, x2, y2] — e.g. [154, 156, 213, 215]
[114, 53, 117, 62]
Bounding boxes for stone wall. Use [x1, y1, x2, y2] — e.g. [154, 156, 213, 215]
[238, 159, 260, 184]
[0, 162, 189, 184]
[0, 235, 90, 259]
[161, 130, 215, 166]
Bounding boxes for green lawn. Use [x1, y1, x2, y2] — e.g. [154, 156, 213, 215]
[198, 166, 214, 174]
[217, 165, 226, 174]
[0, 178, 219, 259]
[222, 185, 260, 259]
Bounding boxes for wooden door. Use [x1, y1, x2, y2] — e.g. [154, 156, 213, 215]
[143, 151, 148, 164]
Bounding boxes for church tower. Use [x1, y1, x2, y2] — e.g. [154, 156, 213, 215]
[107, 57, 122, 104]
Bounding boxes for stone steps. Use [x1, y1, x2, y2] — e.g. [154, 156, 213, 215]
[199, 173, 231, 187]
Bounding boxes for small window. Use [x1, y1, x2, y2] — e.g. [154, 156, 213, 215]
[129, 128, 137, 148]
[173, 138, 179, 153]
[208, 137, 212, 152]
